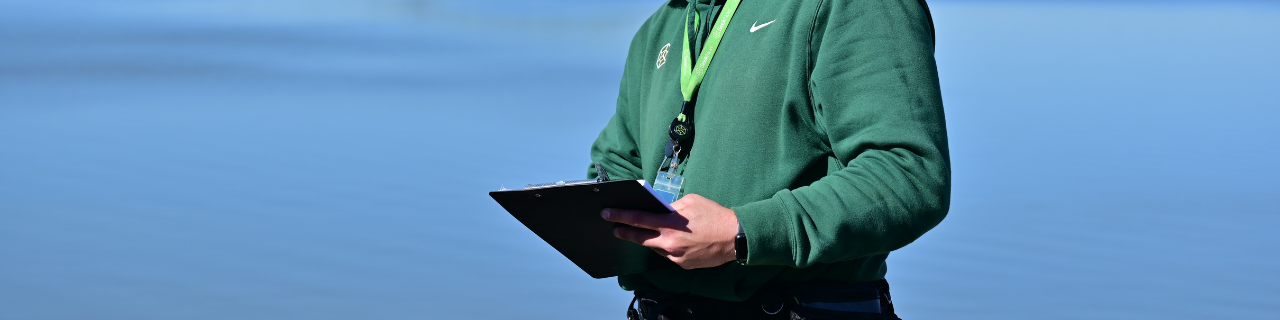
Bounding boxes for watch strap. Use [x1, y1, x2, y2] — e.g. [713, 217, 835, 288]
[734, 224, 747, 265]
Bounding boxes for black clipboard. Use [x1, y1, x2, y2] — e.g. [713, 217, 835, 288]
[489, 179, 679, 278]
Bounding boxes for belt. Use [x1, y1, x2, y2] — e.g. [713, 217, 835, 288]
[627, 279, 900, 320]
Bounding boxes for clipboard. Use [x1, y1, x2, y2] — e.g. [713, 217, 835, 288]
[489, 179, 679, 278]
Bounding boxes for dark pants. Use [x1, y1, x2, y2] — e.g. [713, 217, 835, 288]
[628, 279, 902, 320]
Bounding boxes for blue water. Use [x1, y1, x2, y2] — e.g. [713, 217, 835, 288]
[1, 1, 1277, 319]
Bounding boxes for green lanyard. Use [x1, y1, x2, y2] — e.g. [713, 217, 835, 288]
[679, 0, 742, 102]
[658, 0, 744, 201]
[667, 0, 741, 159]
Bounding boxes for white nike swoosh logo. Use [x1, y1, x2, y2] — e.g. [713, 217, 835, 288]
[750, 19, 776, 33]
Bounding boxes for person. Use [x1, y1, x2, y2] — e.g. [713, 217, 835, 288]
[587, 0, 948, 319]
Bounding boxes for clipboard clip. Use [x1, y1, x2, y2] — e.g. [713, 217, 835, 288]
[594, 162, 611, 182]
[521, 163, 611, 190]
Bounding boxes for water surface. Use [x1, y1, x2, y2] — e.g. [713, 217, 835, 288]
[1, 1, 1277, 319]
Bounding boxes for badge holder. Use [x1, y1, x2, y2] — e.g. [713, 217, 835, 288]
[653, 157, 684, 204]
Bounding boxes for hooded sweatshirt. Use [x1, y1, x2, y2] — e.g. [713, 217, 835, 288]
[588, 0, 948, 301]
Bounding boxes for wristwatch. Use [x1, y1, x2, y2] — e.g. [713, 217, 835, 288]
[734, 224, 748, 265]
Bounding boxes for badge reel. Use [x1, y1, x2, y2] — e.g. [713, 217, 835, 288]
[654, 109, 693, 204]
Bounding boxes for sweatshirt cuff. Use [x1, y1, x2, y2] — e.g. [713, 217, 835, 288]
[732, 192, 799, 266]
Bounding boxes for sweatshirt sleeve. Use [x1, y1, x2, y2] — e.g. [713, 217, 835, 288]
[733, 0, 950, 268]
[588, 25, 650, 181]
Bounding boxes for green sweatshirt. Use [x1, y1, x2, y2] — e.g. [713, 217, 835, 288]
[587, 0, 949, 301]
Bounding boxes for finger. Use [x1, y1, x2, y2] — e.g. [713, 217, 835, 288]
[650, 246, 671, 257]
[670, 193, 703, 205]
[669, 194, 711, 215]
[601, 208, 666, 230]
[612, 225, 661, 247]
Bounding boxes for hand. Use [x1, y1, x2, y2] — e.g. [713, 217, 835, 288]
[601, 194, 739, 269]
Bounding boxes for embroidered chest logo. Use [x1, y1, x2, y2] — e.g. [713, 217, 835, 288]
[656, 43, 671, 69]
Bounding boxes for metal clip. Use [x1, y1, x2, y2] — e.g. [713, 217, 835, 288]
[595, 162, 610, 182]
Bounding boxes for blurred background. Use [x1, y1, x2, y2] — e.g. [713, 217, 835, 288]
[1, 0, 1277, 319]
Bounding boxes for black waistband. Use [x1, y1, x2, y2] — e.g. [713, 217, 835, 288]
[629, 279, 899, 320]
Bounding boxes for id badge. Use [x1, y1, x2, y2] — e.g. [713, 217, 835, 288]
[653, 158, 684, 204]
